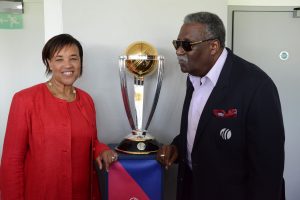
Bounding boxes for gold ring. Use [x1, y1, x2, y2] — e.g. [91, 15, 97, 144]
[112, 155, 118, 161]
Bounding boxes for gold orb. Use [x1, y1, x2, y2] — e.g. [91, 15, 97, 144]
[125, 41, 158, 77]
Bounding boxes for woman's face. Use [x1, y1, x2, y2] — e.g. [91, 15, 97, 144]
[48, 44, 81, 86]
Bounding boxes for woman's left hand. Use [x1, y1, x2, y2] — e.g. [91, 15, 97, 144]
[96, 150, 118, 172]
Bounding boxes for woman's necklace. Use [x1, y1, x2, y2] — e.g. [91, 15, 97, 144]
[47, 81, 76, 102]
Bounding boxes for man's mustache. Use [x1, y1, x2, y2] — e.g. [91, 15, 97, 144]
[177, 55, 188, 63]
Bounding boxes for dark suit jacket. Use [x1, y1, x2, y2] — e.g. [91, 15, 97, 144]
[172, 48, 285, 200]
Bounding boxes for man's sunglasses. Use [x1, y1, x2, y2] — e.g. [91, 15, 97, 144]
[172, 38, 216, 52]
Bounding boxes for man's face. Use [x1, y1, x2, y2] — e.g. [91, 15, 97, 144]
[176, 23, 215, 77]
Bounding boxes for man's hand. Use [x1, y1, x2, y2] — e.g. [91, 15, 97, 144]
[156, 145, 178, 169]
[96, 149, 118, 172]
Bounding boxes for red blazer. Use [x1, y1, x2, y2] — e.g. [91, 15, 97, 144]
[1, 83, 110, 200]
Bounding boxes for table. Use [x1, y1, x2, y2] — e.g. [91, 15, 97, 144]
[96, 145, 164, 200]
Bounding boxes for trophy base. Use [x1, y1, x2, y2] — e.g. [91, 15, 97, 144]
[115, 137, 159, 155]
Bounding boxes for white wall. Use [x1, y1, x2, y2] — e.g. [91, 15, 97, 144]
[0, 0, 45, 157]
[43, 0, 62, 41]
[61, 0, 227, 145]
[61, 1, 227, 199]
[2, 0, 298, 199]
[1, 1, 227, 199]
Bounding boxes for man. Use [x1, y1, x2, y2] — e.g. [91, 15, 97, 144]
[157, 12, 285, 200]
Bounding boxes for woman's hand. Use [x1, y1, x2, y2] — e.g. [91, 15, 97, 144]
[96, 149, 118, 172]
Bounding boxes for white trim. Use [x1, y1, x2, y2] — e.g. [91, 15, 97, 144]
[43, 0, 63, 42]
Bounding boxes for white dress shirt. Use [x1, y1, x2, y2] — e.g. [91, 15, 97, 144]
[187, 48, 228, 168]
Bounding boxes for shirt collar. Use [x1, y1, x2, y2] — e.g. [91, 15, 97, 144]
[207, 48, 228, 86]
[189, 48, 228, 88]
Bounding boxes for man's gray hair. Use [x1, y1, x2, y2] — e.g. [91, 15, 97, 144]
[184, 12, 225, 47]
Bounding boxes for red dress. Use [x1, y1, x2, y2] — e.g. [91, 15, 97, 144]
[1, 83, 109, 200]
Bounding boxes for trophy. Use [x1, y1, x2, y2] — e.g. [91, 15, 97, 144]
[116, 41, 164, 154]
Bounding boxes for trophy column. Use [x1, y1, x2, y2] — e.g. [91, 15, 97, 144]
[116, 41, 164, 154]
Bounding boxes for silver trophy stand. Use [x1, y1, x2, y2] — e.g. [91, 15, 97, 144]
[116, 54, 164, 154]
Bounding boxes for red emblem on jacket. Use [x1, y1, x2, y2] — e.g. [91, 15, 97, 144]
[213, 108, 237, 118]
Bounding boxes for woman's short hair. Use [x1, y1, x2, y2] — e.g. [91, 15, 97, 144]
[42, 34, 83, 75]
[184, 12, 225, 48]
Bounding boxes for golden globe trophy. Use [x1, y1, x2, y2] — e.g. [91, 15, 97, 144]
[116, 41, 164, 154]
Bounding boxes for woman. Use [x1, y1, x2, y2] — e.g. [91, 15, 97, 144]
[1, 34, 118, 200]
